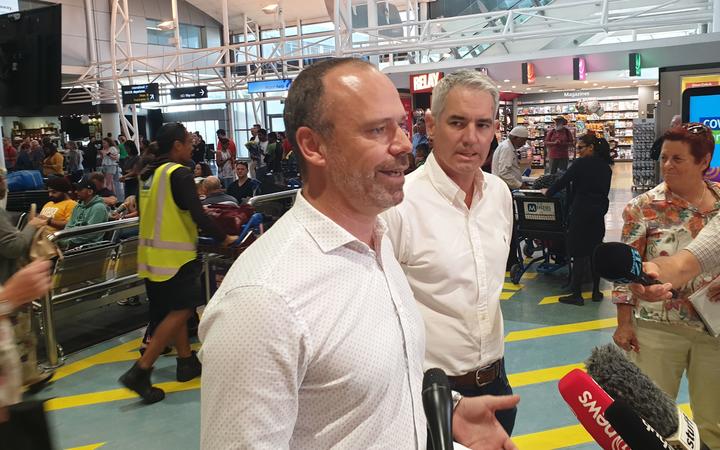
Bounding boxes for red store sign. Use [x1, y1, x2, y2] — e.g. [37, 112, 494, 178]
[410, 72, 444, 94]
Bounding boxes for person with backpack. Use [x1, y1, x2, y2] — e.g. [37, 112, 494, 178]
[544, 116, 574, 174]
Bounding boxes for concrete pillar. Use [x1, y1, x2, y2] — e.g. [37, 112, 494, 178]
[101, 112, 122, 139]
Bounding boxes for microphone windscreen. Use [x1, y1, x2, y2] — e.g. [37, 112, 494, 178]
[423, 368, 450, 392]
[586, 344, 678, 437]
[593, 242, 641, 282]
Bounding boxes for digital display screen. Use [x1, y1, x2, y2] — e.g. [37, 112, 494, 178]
[247, 79, 292, 94]
[686, 91, 720, 181]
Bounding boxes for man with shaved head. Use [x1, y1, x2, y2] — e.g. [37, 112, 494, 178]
[199, 58, 519, 449]
[200, 176, 238, 206]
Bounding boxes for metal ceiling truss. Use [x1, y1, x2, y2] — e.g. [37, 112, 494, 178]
[64, 0, 716, 117]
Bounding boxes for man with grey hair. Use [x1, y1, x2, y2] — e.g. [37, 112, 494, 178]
[383, 69, 518, 434]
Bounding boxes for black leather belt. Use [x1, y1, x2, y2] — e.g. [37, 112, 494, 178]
[447, 359, 502, 389]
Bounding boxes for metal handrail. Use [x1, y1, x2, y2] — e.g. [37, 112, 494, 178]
[47, 217, 139, 242]
[247, 189, 299, 206]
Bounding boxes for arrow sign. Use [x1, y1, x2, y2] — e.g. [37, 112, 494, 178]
[170, 86, 209, 100]
[121, 83, 160, 105]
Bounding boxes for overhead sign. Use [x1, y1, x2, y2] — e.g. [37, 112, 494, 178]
[629, 53, 641, 77]
[681, 74, 720, 92]
[170, 86, 208, 100]
[573, 57, 587, 81]
[247, 79, 292, 94]
[121, 83, 159, 104]
[522, 62, 536, 85]
[410, 72, 443, 94]
[0, 0, 19, 14]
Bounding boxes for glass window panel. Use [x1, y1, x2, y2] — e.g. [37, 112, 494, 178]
[265, 100, 284, 115]
[301, 21, 334, 34]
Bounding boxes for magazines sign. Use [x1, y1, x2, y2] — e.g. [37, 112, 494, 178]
[410, 72, 443, 94]
[0, 0, 18, 14]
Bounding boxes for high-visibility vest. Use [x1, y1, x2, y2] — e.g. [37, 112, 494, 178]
[137, 162, 198, 282]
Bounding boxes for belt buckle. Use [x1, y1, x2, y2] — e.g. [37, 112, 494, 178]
[474, 363, 497, 388]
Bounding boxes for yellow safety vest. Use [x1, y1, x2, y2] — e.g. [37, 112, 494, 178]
[137, 162, 198, 282]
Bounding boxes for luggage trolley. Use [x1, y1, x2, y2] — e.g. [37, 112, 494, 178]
[197, 189, 300, 303]
[509, 190, 569, 284]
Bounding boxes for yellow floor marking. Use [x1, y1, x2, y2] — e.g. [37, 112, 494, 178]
[46, 378, 201, 411]
[538, 290, 611, 305]
[54, 341, 202, 382]
[508, 363, 585, 388]
[515, 403, 692, 449]
[500, 291, 515, 300]
[503, 282, 524, 291]
[505, 318, 617, 342]
[65, 443, 106, 450]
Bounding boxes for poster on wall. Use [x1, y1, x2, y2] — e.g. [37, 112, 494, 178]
[682, 86, 720, 182]
[399, 94, 413, 138]
[0, 0, 19, 14]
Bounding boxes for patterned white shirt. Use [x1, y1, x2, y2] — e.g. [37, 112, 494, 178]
[199, 193, 426, 449]
[382, 153, 513, 376]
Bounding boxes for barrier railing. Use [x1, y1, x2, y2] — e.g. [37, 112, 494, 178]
[41, 218, 141, 368]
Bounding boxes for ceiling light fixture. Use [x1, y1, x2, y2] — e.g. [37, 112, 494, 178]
[157, 20, 176, 30]
[262, 3, 280, 14]
[503, 79, 510, 83]
[511, 85, 516, 89]
[632, 80, 638, 83]
[545, 75, 552, 79]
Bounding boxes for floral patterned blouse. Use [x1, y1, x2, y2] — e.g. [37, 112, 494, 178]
[612, 181, 720, 332]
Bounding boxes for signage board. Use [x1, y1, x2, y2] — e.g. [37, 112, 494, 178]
[121, 83, 159, 104]
[522, 62, 536, 85]
[170, 86, 208, 100]
[573, 57, 587, 81]
[629, 53, 641, 77]
[247, 79, 292, 94]
[0, 0, 19, 14]
[410, 72, 443, 94]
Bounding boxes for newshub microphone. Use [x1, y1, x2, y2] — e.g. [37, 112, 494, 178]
[422, 368, 453, 450]
[593, 242, 678, 297]
[605, 399, 673, 450]
[586, 344, 706, 450]
[557, 369, 629, 450]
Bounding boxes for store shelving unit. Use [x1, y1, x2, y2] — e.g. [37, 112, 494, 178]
[516, 97, 640, 167]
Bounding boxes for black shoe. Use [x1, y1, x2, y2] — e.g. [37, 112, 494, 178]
[119, 363, 165, 404]
[592, 291, 604, 302]
[558, 294, 584, 306]
[176, 350, 202, 382]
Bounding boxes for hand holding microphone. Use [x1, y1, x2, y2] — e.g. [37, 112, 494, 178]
[593, 243, 677, 300]
[422, 368, 519, 450]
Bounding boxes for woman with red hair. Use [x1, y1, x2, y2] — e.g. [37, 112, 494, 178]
[612, 123, 720, 447]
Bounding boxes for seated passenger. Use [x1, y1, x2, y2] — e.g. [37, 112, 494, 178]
[89, 172, 118, 207]
[61, 177, 109, 249]
[226, 161, 260, 204]
[201, 176, 238, 206]
[38, 177, 77, 234]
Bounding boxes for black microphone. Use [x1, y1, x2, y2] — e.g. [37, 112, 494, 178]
[593, 242, 678, 297]
[586, 344, 706, 450]
[604, 399, 673, 450]
[422, 368, 454, 450]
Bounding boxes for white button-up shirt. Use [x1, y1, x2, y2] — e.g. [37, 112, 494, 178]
[199, 193, 426, 449]
[491, 139, 523, 190]
[382, 153, 513, 376]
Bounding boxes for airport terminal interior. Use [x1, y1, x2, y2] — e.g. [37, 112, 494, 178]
[1, 0, 720, 449]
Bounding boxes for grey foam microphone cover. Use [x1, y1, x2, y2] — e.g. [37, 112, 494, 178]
[585, 343, 678, 438]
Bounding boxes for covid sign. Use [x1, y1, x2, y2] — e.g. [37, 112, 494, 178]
[688, 94, 720, 181]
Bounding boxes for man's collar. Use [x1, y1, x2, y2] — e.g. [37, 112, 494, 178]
[425, 153, 485, 205]
[292, 192, 386, 254]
